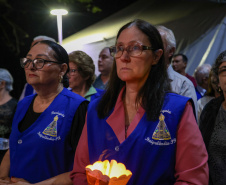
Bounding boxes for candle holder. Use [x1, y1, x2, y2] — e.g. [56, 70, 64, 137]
[86, 160, 132, 185]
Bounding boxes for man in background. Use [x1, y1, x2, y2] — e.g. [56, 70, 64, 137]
[156, 25, 198, 117]
[93, 47, 114, 90]
[172, 53, 197, 87]
[19, 35, 56, 101]
[194, 64, 211, 100]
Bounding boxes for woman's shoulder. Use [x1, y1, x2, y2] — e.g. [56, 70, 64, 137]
[95, 88, 105, 94]
[8, 97, 18, 106]
[18, 94, 36, 104]
[0, 97, 17, 110]
[165, 92, 191, 101]
[203, 95, 224, 111]
[92, 88, 105, 100]
[198, 95, 214, 103]
[61, 88, 86, 101]
[87, 96, 102, 110]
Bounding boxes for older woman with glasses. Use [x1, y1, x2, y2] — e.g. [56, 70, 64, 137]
[68, 51, 104, 101]
[200, 50, 226, 184]
[70, 19, 208, 184]
[0, 40, 88, 185]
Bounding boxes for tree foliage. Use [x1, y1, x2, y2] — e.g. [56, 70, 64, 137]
[0, 0, 101, 55]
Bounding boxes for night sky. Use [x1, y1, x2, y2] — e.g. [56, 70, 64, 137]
[0, 0, 137, 99]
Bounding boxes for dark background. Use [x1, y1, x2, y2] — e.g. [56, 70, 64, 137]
[0, 0, 137, 100]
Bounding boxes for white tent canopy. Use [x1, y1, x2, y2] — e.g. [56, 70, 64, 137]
[182, 16, 226, 75]
[62, 0, 226, 76]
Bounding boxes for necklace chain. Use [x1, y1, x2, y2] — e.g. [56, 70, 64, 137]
[125, 125, 129, 139]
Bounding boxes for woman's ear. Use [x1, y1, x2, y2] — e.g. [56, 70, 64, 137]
[168, 47, 176, 59]
[0, 81, 6, 89]
[153, 49, 163, 65]
[60, 63, 68, 76]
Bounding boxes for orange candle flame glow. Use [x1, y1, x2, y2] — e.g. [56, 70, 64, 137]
[85, 159, 132, 185]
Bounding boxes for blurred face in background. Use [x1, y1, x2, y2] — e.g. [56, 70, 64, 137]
[98, 48, 114, 75]
[210, 74, 219, 92]
[218, 61, 226, 93]
[172, 55, 186, 74]
[68, 62, 86, 90]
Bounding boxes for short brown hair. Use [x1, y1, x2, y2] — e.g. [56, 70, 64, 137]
[69, 51, 95, 88]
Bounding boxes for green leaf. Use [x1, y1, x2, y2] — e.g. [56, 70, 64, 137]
[91, 6, 102, 13]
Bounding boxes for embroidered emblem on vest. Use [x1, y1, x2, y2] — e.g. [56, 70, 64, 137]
[152, 113, 171, 140]
[42, 115, 58, 137]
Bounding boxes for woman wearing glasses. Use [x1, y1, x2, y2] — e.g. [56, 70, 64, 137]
[200, 50, 226, 184]
[68, 51, 104, 101]
[70, 19, 208, 184]
[0, 40, 88, 185]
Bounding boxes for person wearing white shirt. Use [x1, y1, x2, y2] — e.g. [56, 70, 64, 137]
[194, 64, 211, 100]
[156, 25, 198, 118]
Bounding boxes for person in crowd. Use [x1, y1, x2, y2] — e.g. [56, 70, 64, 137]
[68, 51, 104, 101]
[197, 69, 220, 123]
[19, 35, 57, 101]
[70, 19, 208, 185]
[0, 69, 17, 163]
[194, 63, 211, 100]
[93, 47, 114, 90]
[156, 25, 198, 118]
[200, 50, 226, 184]
[172, 53, 197, 87]
[0, 40, 88, 185]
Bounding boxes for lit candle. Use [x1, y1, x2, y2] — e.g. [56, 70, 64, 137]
[86, 160, 132, 185]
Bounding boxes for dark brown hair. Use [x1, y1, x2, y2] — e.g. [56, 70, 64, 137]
[97, 19, 170, 121]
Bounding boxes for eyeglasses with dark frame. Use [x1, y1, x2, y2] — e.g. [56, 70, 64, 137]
[67, 69, 80, 76]
[109, 42, 155, 58]
[219, 66, 226, 76]
[20, 58, 61, 69]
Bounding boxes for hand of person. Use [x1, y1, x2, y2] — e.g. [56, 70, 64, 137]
[0, 177, 12, 184]
[9, 182, 30, 185]
[10, 177, 30, 185]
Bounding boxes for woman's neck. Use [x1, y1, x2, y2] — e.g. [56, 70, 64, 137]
[34, 83, 63, 99]
[222, 91, 226, 109]
[124, 81, 143, 104]
[123, 85, 141, 123]
[215, 90, 221, 98]
[0, 89, 12, 105]
[124, 88, 138, 107]
[72, 84, 89, 97]
[222, 100, 226, 110]
[33, 84, 64, 113]
[123, 85, 141, 139]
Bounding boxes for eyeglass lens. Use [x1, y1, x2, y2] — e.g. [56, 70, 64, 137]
[68, 69, 79, 75]
[21, 58, 45, 69]
[110, 42, 151, 58]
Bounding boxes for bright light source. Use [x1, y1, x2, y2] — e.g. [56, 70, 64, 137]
[50, 9, 68, 15]
[62, 34, 105, 52]
[50, 9, 68, 45]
